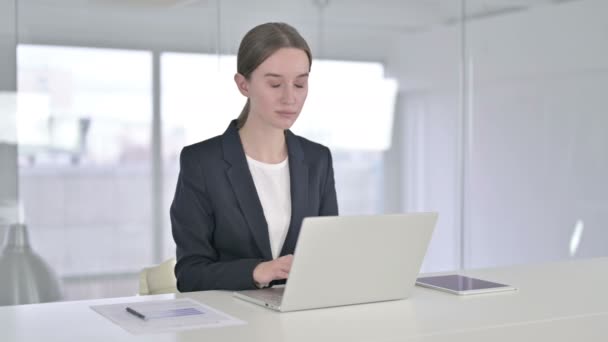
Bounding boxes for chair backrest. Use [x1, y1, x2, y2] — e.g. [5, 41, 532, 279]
[139, 258, 178, 295]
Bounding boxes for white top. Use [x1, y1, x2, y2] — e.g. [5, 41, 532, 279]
[246, 155, 291, 259]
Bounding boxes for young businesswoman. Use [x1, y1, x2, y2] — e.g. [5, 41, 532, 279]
[171, 22, 339, 292]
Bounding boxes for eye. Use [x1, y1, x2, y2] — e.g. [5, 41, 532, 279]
[270, 83, 281, 88]
[294, 83, 306, 89]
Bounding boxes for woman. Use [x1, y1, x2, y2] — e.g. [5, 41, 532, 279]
[171, 22, 339, 292]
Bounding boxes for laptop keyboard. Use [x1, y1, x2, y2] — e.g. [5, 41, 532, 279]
[250, 287, 285, 307]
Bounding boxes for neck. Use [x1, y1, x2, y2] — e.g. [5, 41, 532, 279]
[239, 117, 287, 164]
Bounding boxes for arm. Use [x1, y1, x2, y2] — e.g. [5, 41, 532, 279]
[171, 147, 262, 292]
[319, 147, 339, 216]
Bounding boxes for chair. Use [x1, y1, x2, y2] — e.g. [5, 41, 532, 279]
[139, 258, 178, 295]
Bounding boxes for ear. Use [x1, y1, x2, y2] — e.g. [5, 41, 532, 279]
[234, 73, 249, 97]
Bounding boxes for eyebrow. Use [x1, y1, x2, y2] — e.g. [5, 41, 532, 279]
[264, 73, 309, 78]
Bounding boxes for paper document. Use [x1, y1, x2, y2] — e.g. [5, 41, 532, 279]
[91, 298, 246, 335]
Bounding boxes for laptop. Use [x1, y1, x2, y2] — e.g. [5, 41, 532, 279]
[233, 213, 438, 312]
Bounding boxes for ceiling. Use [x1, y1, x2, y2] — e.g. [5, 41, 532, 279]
[13, 0, 581, 61]
[21, 0, 578, 33]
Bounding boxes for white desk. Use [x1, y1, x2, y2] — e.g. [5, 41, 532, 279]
[2, 257, 607, 341]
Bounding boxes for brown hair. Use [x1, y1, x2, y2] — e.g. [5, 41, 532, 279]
[236, 22, 312, 129]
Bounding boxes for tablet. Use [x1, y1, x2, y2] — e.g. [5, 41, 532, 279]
[416, 275, 517, 295]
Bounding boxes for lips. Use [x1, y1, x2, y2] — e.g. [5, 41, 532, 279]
[276, 111, 298, 116]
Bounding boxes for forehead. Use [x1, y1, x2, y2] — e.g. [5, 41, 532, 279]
[255, 48, 310, 76]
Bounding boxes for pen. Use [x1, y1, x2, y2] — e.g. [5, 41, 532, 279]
[125, 306, 147, 321]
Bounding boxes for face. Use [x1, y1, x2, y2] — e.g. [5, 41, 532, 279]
[235, 47, 310, 130]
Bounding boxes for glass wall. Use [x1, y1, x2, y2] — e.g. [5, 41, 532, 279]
[0, 92, 18, 230]
[16, 45, 153, 298]
[0, 0, 18, 240]
[1, 0, 607, 304]
[463, 0, 608, 268]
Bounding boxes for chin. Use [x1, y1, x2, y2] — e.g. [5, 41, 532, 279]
[273, 115, 299, 130]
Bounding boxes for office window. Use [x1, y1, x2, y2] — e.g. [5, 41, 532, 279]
[17, 45, 152, 299]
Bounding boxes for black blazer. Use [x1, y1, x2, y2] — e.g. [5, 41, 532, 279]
[171, 120, 339, 292]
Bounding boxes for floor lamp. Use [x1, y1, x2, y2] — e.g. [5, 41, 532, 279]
[0, 223, 63, 306]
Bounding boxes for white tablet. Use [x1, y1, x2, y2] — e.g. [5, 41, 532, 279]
[416, 275, 517, 295]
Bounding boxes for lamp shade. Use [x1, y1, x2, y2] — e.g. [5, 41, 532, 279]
[0, 223, 62, 306]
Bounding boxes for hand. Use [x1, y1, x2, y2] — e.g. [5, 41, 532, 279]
[253, 254, 294, 285]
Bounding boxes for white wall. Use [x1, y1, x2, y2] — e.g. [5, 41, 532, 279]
[400, 90, 462, 272]
[385, 14, 463, 272]
[388, 0, 608, 269]
[468, 72, 608, 268]
[465, 0, 608, 268]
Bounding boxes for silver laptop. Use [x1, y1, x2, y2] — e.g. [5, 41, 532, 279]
[233, 213, 438, 312]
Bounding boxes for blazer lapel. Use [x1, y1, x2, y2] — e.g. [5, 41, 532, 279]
[221, 120, 273, 261]
[280, 129, 308, 256]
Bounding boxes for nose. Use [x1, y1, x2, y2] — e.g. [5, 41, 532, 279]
[281, 85, 296, 105]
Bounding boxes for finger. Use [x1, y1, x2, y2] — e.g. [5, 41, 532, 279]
[275, 258, 292, 268]
[276, 261, 291, 271]
[275, 270, 289, 280]
[278, 254, 293, 262]
[284, 255, 294, 266]
[278, 255, 294, 267]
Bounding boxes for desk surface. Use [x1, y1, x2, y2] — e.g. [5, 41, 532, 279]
[2, 257, 607, 342]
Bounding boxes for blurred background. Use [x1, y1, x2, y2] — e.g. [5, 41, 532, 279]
[0, 0, 606, 303]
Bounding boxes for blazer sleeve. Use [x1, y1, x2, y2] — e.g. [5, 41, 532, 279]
[319, 147, 339, 216]
[170, 147, 263, 292]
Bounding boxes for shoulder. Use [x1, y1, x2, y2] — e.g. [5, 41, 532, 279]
[179, 135, 223, 165]
[289, 132, 332, 163]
